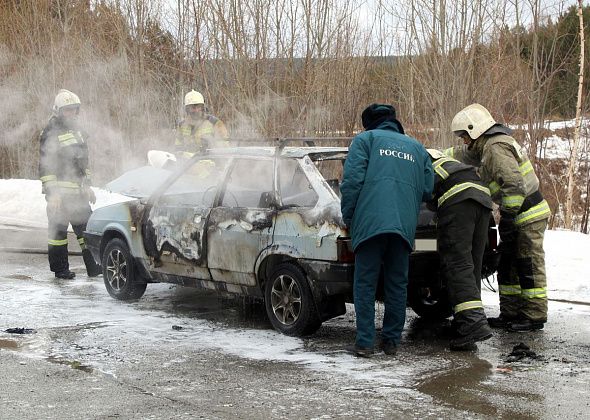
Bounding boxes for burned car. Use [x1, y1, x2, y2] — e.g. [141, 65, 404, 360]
[84, 145, 499, 336]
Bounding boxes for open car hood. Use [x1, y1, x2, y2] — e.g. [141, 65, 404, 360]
[106, 166, 171, 198]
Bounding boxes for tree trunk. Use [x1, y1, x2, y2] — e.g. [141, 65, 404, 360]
[565, 0, 585, 230]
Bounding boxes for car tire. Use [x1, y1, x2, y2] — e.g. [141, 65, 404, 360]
[407, 282, 453, 320]
[102, 238, 147, 300]
[264, 263, 321, 336]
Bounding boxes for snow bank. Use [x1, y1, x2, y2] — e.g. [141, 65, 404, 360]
[0, 179, 132, 229]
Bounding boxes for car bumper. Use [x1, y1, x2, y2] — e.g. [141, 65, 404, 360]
[84, 231, 102, 263]
[299, 259, 354, 297]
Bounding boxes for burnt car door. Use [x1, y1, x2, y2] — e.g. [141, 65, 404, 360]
[207, 157, 275, 286]
[141, 156, 230, 280]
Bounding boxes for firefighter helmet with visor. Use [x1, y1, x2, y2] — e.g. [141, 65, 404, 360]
[184, 90, 205, 107]
[451, 103, 496, 140]
[53, 89, 81, 114]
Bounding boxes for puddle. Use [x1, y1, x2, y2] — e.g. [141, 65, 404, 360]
[46, 355, 94, 373]
[5, 274, 32, 280]
[418, 356, 498, 416]
[0, 338, 19, 349]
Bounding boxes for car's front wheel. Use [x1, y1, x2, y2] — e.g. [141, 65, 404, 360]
[264, 263, 321, 336]
[102, 238, 147, 300]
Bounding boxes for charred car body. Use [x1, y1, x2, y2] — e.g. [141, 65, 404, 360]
[84, 146, 499, 336]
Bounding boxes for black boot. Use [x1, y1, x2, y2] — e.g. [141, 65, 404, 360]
[508, 318, 545, 332]
[82, 249, 102, 277]
[55, 270, 76, 279]
[487, 314, 518, 329]
[450, 322, 493, 351]
[345, 344, 374, 358]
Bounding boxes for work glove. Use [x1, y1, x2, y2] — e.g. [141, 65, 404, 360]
[86, 187, 96, 204]
[46, 195, 61, 213]
[498, 213, 517, 249]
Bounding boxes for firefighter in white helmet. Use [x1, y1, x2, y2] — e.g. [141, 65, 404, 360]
[445, 103, 551, 332]
[39, 89, 101, 279]
[174, 90, 228, 159]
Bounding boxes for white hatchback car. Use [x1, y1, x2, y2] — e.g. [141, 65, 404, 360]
[85, 146, 499, 336]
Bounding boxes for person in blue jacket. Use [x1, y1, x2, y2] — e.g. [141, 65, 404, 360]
[341, 104, 434, 357]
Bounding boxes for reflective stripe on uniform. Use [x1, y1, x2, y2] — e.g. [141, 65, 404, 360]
[55, 181, 80, 189]
[438, 182, 490, 207]
[502, 194, 525, 209]
[57, 132, 78, 147]
[40, 175, 57, 183]
[78, 237, 86, 250]
[521, 287, 547, 299]
[48, 239, 68, 246]
[454, 300, 484, 313]
[515, 199, 551, 225]
[180, 126, 192, 136]
[499, 284, 522, 296]
[433, 157, 455, 179]
[519, 160, 534, 176]
[489, 181, 500, 195]
[443, 147, 454, 158]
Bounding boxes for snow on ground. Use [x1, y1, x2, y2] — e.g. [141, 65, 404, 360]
[0, 178, 132, 228]
[1, 179, 589, 304]
[508, 118, 590, 160]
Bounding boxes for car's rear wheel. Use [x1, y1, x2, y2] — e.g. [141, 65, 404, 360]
[407, 282, 452, 320]
[264, 263, 321, 336]
[102, 238, 147, 300]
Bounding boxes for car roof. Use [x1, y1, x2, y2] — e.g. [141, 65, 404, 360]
[208, 146, 348, 158]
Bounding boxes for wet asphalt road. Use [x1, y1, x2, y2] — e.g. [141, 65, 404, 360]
[1, 225, 589, 419]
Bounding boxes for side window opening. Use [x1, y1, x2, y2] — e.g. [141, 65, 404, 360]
[159, 157, 229, 207]
[313, 158, 345, 198]
[222, 159, 274, 208]
[279, 159, 318, 207]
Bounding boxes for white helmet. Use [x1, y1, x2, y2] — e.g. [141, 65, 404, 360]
[426, 148, 445, 160]
[184, 90, 205, 107]
[451, 103, 496, 140]
[53, 89, 81, 113]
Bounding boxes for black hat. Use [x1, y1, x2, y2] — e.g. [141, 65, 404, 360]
[361, 103, 404, 133]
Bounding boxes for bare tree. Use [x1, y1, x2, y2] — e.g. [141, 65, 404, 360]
[565, 0, 585, 229]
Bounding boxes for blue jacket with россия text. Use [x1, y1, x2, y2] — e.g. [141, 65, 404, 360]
[340, 121, 434, 251]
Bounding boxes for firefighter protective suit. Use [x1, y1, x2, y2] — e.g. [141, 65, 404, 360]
[175, 90, 229, 159]
[174, 115, 229, 158]
[427, 149, 493, 348]
[39, 111, 101, 278]
[446, 119, 551, 329]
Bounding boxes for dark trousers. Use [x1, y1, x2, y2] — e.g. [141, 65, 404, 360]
[437, 200, 490, 335]
[354, 233, 411, 348]
[47, 193, 92, 274]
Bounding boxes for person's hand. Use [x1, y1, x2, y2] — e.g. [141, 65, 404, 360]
[87, 187, 96, 204]
[46, 195, 61, 213]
